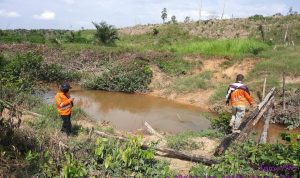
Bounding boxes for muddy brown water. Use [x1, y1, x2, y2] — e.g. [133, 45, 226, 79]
[45, 87, 299, 139]
[45, 88, 210, 133]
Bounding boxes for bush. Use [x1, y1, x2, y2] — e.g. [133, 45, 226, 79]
[65, 31, 89, 43]
[93, 21, 119, 45]
[84, 61, 152, 93]
[94, 137, 170, 177]
[157, 58, 200, 76]
[0, 52, 80, 91]
[210, 112, 231, 134]
[249, 14, 265, 21]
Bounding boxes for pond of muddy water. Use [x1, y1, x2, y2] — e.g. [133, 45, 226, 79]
[45, 88, 210, 133]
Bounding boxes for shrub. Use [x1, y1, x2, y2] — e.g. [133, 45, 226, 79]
[0, 52, 79, 91]
[157, 58, 200, 76]
[94, 137, 170, 177]
[93, 21, 119, 45]
[65, 31, 89, 43]
[210, 112, 231, 134]
[152, 28, 159, 36]
[249, 14, 265, 21]
[84, 61, 152, 93]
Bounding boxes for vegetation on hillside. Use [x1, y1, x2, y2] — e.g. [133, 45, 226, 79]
[1, 13, 300, 177]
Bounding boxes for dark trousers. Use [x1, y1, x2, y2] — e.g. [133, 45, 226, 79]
[61, 115, 72, 135]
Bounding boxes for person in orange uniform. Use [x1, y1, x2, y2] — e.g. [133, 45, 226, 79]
[55, 83, 74, 136]
[226, 74, 256, 133]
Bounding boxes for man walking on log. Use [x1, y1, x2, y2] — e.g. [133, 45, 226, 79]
[226, 74, 256, 133]
[55, 83, 74, 136]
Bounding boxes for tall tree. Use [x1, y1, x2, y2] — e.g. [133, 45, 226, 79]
[161, 8, 168, 23]
[184, 16, 191, 23]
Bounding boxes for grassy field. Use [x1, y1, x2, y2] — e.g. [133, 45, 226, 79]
[166, 39, 269, 58]
[171, 71, 213, 93]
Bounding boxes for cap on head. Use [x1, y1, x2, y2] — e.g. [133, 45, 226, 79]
[236, 74, 244, 82]
[60, 82, 72, 93]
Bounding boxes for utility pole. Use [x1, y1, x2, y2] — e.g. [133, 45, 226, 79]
[199, 0, 203, 21]
[282, 72, 286, 110]
[221, 0, 226, 19]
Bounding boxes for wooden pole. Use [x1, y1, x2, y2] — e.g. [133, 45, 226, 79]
[262, 78, 267, 99]
[144, 122, 164, 139]
[94, 131, 221, 165]
[252, 96, 274, 126]
[284, 25, 288, 44]
[259, 106, 273, 144]
[283, 72, 286, 110]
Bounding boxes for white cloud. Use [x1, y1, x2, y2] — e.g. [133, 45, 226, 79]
[0, 9, 20, 17]
[33, 10, 56, 20]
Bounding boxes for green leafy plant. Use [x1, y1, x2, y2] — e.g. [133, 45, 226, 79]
[62, 153, 88, 178]
[93, 21, 119, 45]
[84, 61, 152, 93]
[210, 112, 231, 134]
[94, 137, 170, 177]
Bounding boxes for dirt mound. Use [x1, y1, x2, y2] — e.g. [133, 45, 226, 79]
[149, 57, 258, 109]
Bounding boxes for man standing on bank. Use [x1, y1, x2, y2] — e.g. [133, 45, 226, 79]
[55, 83, 74, 136]
[226, 74, 256, 133]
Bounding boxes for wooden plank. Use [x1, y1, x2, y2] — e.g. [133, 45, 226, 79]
[214, 88, 276, 156]
[252, 96, 274, 126]
[259, 107, 273, 144]
[237, 96, 274, 142]
[94, 131, 221, 165]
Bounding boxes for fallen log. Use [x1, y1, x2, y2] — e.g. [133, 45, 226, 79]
[94, 131, 221, 165]
[259, 106, 273, 144]
[0, 99, 43, 118]
[214, 88, 276, 156]
[144, 121, 164, 139]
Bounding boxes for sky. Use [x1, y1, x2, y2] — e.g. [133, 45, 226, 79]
[0, 0, 299, 29]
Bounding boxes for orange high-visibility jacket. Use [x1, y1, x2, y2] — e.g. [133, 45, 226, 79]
[230, 88, 254, 107]
[55, 92, 73, 116]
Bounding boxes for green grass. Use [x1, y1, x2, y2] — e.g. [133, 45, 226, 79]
[209, 83, 228, 104]
[171, 71, 213, 93]
[252, 46, 300, 77]
[167, 39, 269, 58]
[166, 129, 223, 151]
[157, 58, 201, 76]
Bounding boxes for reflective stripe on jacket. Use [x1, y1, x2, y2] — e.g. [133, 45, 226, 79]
[55, 92, 73, 116]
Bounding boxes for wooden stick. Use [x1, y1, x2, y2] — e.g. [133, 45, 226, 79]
[282, 72, 286, 110]
[94, 130, 221, 165]
[262, 78, 267, 99]
[0, 99, 43, 118]
[214, 88, 276, 156]
[144, 122, 164, 139]
[252, 96, 274, 126]
[259, 107, 273, 144]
